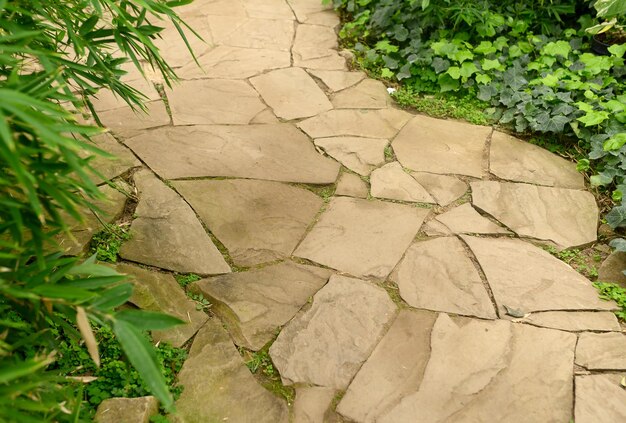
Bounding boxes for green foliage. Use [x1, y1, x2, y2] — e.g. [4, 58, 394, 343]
[187, 292, 211, 312]
[544, 246, 600, 279]
[242, 348, 295, 405]
[90, 224, 131, 262]
[593, 281, 626, 320]
[175, 273, 201, 288]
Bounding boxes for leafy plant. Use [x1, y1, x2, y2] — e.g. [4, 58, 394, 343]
[188, 293, 211, 312]
[593, 281, 626, 320]
[90, 224, 131, 262]
[175, 273, 201, 288]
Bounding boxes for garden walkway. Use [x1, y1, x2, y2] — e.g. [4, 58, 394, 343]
[84, 0, 626, 421]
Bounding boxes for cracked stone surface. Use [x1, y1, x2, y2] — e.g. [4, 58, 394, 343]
[520, 311, 621, 332]
[292, 24, 345, 70]
[576, 332, 626, 370]
[298, 109, 412, 139]
[411, 172, 467, 206]
[269, 275, 396, 389]
[471, 180, 599, 248]
[435, 203, 510, 235]
[293, 387, 335, 423]
[335, 172, 368, 198]
[370, 162, 435, 203]
[314, 136, 387, 175]
[156, 17, 215, 68]
[575, 374, 626, 423]
[86, 133, 141, 184]
[207, 16, 294, 51]
[95, 396, 158, 423]
[99, 101, 170, 138]
[332, 79, 390, 109]
[308, 69, 365, 92]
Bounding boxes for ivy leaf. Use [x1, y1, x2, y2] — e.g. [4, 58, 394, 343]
[541, 40, 571, 58]
[534, 112, 570, 133]
[608, 43, 626, 58]
[451, 49, 474, 63]
[383, 55, 399, 69]
[432, 57, 450, 74]
[446, 66, 461, 80]
[380, 68, 394, 79]
[577, 110, 610, 126]
[375, 40, 399, 54]
[590, 173, 613, 186]
[609, 238, 626, 252]
[459, 62, 478, 79]
[481, 58, 501, 71]
[393, 25, 409, 42]
[477, 84, 497, 101]
[397, 63, 412, 80]
[606, 204, 626, 229]
[604, 133, 626, 151]
[552, 103, 575, 116]
[438, 73, 460, 92]
[475, 73, 492, 85]
[474, 41, 496, 55]
[503, 66, 528, 90]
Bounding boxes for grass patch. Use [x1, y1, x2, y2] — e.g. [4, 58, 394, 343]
[175, 273, 201, 288]
[593, 282, 626, 321]
[89, 224, 131, 262]
[544, 246, 602, 280]
[240, 347, 295, 405]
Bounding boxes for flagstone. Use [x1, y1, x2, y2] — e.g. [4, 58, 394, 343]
[250, 68, 332, 120]
[435, 203, 510, 234]
[155, 16, 215, 68]
[598, 251, 626, 288]
[269, 275, 396, 389]
[314, 136, 388, 175]
[331, 79, 390, 109]
[371, 162, 435, 203]
[575, 374, 626, 423]
[293, 24, 346, 70]
[421, 220, 452, 237]
[411, 172, 467, 206]
[173, 179, 323, 266]
[119, 170, 230, 274]
[294, 387, 336, 423]
[287, 0, 337, 26]
[125, 124, 340, 183]
[168, 79, 265, 125]
[244, 0, 296, 19]
[208, 16, 294, 51]
[99, 101, 170, 138]
[576, 332, 626, 370]
[298, 109, 412, 139]
[86, 133, 141, 184]
[471, 181, 599, 248]
[92, 78, 160, 112]
[308, 69, 365, 92]
[520, 311, 621, 332]
[95, 396, 158, 423]
[294, 197, 428, 278]
[250, 108, 279, 124]
[393, 115, 490, 177]
[335, 173, 368, 198]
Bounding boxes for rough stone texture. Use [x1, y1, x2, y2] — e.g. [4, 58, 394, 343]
[293, 387, 336, 423]
[86, 133, 141, 184]
[125, 124, 340, 183]
[191, 261, 331, 350]
[269, 275, 396, 389]
[391, 237, 496, 319]
[421, 220, 451, 236]
[294, 197, 428, 278]
[335, 173, 368, 198]
[598, 251, 626, 288]
[471, 181, 599, 248]
[250, 68, 332, 120]
[521, 311, 621, 332]
[490, 131, 584, 189]
[575, 374, 626, 423]
[95, 396, 158, 423]
[119, 263, 208, 347]
[167, 79, 265, 125]
[379, 314, 577, 423]
[251, 108, 279, 124]
[99, 101, 170, 138]
[93, 78, 160, 112]
[293, 24, 345, 70]
[370, 162, 435, 203]
[462, 236, 617, 314]
[288, 0, 335, 25]
[156, 16, 215, 68]
[332, 79, 390, 109]
[576, 332, 626, 370]
[244, 0, 295, 20]
[298, 109, 411, 139]
[178, 46, 291, 79]
[173, 179, 322, 266]
[208, 16, 294, 51]
[393, 115, 491, 177]
[314, 136, 388, 175]
[175, 319, 289, 422]
[308, 69, 365, 92]
[411, 172, 467, 206]
[119, 170, 230, 274]
[435, 203, 510, 234]
[337, 310, 437, 423]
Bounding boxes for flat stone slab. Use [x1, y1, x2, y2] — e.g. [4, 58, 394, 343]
[471, 181, 599, 248]
[92, 78, 160, 112]
[293, 24, 345, 70]
[287, 0, 335, 25]
[576, 332, 626, 370]
[332, 79, 389, 109]
[156, 16, 215, 68]
[87, 133, 141, 184]
[119, 263, 208, 347]
[269, 275, 396, 389]
[190, 261, 331, 350]
[125, 124, 340, 183]
[99, 101, 170, 138]
[393, 115, 490, 177]
[598, 251, 626, 288]
[309, 69, 365, 92]
[119, 170, 230, 274]
[411, 172, 467, 206]
[391, 237, 496, 318]
[167, 79, 265, 125]
[244, 0, 295, 20]
[337, 309, 437, 423]
[174, 179, 322, 266]
[95, 396, 158, 423]
[208, 16, 294, 51]
[490, 131, 584, 189]
[314, 136, 387, 175]
[335, 173, 368, 198]
[421, 220, 452, 237]
[174, 319, 289, 422]
[370, 162, 435, 203]
[251, 67, 332, 120]
[298, 109, 411, 140]
[462, 236, 617, 314]
[520, 311, 621, 332]
[294, 197, 428, 278]
[379, 314, 576, 423]
[575, 374, 626, 423]
[294, 387, 335, 423]
[435, 203, 510, 235]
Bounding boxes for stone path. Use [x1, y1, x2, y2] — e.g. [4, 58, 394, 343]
[81, 0, 626, 421]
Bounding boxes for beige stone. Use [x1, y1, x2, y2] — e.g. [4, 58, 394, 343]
[393, 115, 491, 177]
[191, 261, 331, 350]
[155, 16, 215, 68]
[125, 124, 340, 183]
[86, 133, 141, 184]
[294, 197, 428, 278]
[98, 101, 170, 138]
[167, 79, 265, 125]
[119, 170, 230, 274]
[421, 220, 452, 236]
[287, 0, 337, 26]
[462, 236, 617, 314]
[575, 374, 626, 423]
[174, 319, 289, 422]
[251, 68, 332, 120]
[208, 16, 294, 51]
[380, 314, 576, 423]
[490, 131, 584, 189]
[244, 0, 296, 19]
[298, 109, 412, 139]
[576, 332, 626, 370]
[314, 136, 388, 175]
[411, 172, 467, 206]
[392, 237, 496, 318]
[269, 275, 396, 388]
[250, 108, 279, 124]
[182, 0, 247, 17]
[521, 311, 621, 332]
[598, 251, 626, 288]
[95, 396, 158, 423]
[371, 162, 435, 203]
[337, 310, 437, 423]
[308, 69, 365, 92]
[92, 78, 160, 112]
[293, 387, 335, 423]
[119, 263, 208, 347]
[174, 179, 322, 266]
[471, 181, 599, 248]
[293, 24, 345, 70]
[435, 203, 510, 234]
[178, 45, 290, 79]
[335, 173, 368, 198]
[332, 79, 390, 109]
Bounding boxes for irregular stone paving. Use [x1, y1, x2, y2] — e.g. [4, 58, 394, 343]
[85, 1, 626, 421]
